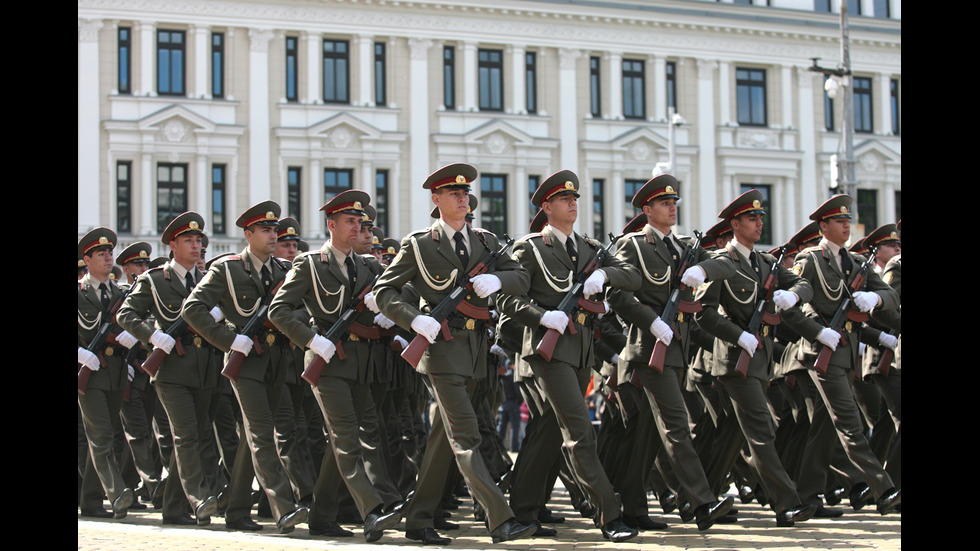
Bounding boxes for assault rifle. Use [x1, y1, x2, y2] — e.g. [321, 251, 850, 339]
[79, 285, 134, 395]
[734, 245, 788, 378]
[814, 245, 878, 375]
[648, 230, 704, 373]
[535, 234, 617, 362]
[222, 281, 284, 382]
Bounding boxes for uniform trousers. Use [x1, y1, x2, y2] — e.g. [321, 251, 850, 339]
[153, 382, 214, 515]
[78, 388, 127, 507]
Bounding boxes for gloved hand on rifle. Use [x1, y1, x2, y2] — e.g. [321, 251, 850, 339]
[230, 334, 253, 356]
[78, 347, 101, 371]
[149, 329, 176, 355]
[583, 270, 607, 298]
[852, 291, 880, 313]
[116, 330, 139, 349]
[816, 327, 841, 351]
[471, 274, 502, 298]
[737, 331, 759, 357]
[411, 315, 441, 344]
[309, 334, 336, 363]
[772, 290, 799, 311]
[681, 266, 706, 288]
[540, 311, 569, 334]
[649, 318, 673, 347]
[374, 313, 396, 329]
[392, 335, 409, 350]
[878, 332, 898, 351]
[364, 291, 380, 314]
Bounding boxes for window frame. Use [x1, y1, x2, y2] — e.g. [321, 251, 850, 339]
[322, 39, 350, 104]
[212, 164, 227, 235]
[118, 26, 131, 95]
[116, 161, 132, 234]
[480, 173, 508, 237]
[375, 169, 389, 231]
[853, 76, 873, 133]
[593, 178, 605, 240]
[478, 48, 504, 112]
[739, 183, 773, 246]
[590, 56, 602, 118]
[622, 58, 646, 120]
[285, 35, 299, 103]
[287, 166, 302, 223]
[211, 32, 224, 99]
[443, 46, 456, 110]
[374, 41, 387, 107]
[156, 162, 189, 233]
[156, 29, 186, 97]
[736, 67, 768, 127]
[666, 61, 677, 113]
[525, 51, 537, 115]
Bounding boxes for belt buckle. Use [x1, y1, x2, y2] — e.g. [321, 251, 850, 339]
[844, 321, 853, 333]
[105, 346, 115, 357]
[265, 333, 276, 346]
[762, 325, 769, 338]
[349, 333, 360, 342]
[193, 336, 202, 348]
[677, 311, 684, 323]
[465, 318, 476, 331]
[576, 312, 587, 325]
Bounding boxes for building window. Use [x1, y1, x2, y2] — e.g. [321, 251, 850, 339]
[443, 46, 456, 110]
[323, 168, 353, 202]
[116, 161, 132, 233]
[157, 163, 188, 233]
[212, 164, 227, 235]
[874, 0, 890, 17]
[211, 32, 224, 99]
[666, 61, 677, 113]
[590, 56, 601, 118]
[478, 49, 504, 111]
[857, 189, 878, 230]
[890, 79, 900, 136]
[814, 0, 831, 12]
[480, 173, 507, 237]
[323, 39, 350, 104]
[157, 30, 186, 96]
[740, 184, 772, 245]
[894, 190, 901, 222]
[854, 76, 873, 133]
[736, 67, 767, 126]
[375, 169, 389, 231]
[285, 36, 298, 103]
[375, 42, 386, 106]
[118, 27, 131, 95]
[526, 52, 537, 114]
[824, 76, 835, 131]
[623, 59, 645, 119]
[593, 179, 605, 239]
[847, 0, 861, 16]
[625, 179, 645, 227]
[528, 175, 540, 223]
[287, 167, 301, 223]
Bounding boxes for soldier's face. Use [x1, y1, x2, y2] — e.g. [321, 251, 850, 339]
[433, 189, 469, 224]
[355, 225, 374, 254]
[732, 214, 764, 245]
[370, 249, 383, 262]
[170, 233, 203, 267]
[327, 213, 362, 251]
[643, 198, 677, 232]
[245, 225, 278, 256]
[877, 242, 900, 264]
[781, 253, 797, 269]
[275, 239, 299, 261]
[124, 261, 149, 281]
[820, 218, 850, 246]
[84, 248, 114, 279]
[543, 193, 578, 226]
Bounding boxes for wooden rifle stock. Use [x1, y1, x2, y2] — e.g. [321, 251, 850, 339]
[140, 320, 188, 378]
[876, 329, 898, 377]
[814, 247, 876, 375]
[222, 281, 283, 382]
[79, 286, 134, 395]
[647, 230, 704, 373]
[301, 275, 379, 385]
[733, 246, 788, 378]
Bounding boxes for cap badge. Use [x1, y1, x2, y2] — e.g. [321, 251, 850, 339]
[189, 221, 200, 230]
[266, 211, 275, 219]
[139, 251, 148, 258]
[840, 206, 849, 214]
[353, 201, 362, 211]
[99, 236, 109, 245]
[286, 227, 297, 235]
[455, 175, 467, 184]
[564, 181, 574, 190]
[753, 200, 761, 209]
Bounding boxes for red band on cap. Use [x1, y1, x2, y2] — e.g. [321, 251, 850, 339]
[431, 174, 470, 189]
[242, 212, 279, 227]
[82, 237, 112, 256]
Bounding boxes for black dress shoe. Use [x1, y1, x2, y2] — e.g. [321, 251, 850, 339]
[309, 522, 354, 537]
[849, 483, 872, 511]
[489, 518, 537, 543]
[472, 502, 486, 522]
[226, 516, 263, 531]
[623, 514, 669, 531]
[600, 518, 638, 542]
[659, 491, 677, 514]
[714, 514, 739, 524]
[776, 504, 818, 527]
[216, 486, 229, 515]
[738, 485, 756, 504]
[678, 502, 694, 523]
[538, 510, 566, 524]
[695, 496, 734, 531]
[386, 500, 407, 515]
[80, 506, 113, 518]
[814, 506, 844, 518]
[406, 527, 451, 545]
[299, 494, 313, 509]
[363, 506, 402, 542]
[434, 517, 459, 530]
[162, 513, 197, 525]
[435, 508, 452, 519]
[876, 488, 901, 515]
[532, 522, 557, 537]
[825, 486, 846, 506]
[438, 499, 459, 510]
[195, 495, 218, 524]
[113, 488, 136, 519]
[277, 507, 309, 534]
[129, 501, 148, 510]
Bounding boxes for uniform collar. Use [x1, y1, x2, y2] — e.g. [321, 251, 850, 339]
[436, 218, 469, 247]
[731, 238, 754, 261]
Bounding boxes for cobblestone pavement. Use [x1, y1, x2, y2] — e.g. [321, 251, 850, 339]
[79, 484, 900, 551]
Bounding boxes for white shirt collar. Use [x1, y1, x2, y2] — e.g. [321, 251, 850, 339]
[437, 218, 469, 248]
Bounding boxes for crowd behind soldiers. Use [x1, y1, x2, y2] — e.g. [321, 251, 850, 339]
[78, 164, 901, 545]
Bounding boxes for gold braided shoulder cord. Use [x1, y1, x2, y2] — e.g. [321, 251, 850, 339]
[633, 236, 671, 286]
[146, 274, 188, 323]
[221, 265, 262, 319]
[528, 239, 572, 293]
[78, 310, 102, 331]
[410, 235, 456, 292]
[722, 271, 759, 305]
[310, 257, 345, 315]
[810, 251, 844, 302]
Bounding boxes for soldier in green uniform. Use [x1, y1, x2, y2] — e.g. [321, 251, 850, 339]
[605, 175, 736, 531]
[181, 201, 309, 534]
[78, 227, 137, 520]
[695, 190, 819, 526]
[374, 163, 536, 545]
[496, 169, 642, 542]
[116, 213, 221, 526]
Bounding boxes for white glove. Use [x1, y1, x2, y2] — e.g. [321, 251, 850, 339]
[540, 310, 569, 333]
[230, 334, 253, 356]
[852, 291, 879, 313]
[374, 313, 395, 329]
[772, 290, 799, 311]
[681, 266, 707, 288]
[411, 315, 441, 344]
[490, 343, 507, 357]
[649, 318, 673, 346]
[77, 347, 101, 371]
[115, 330, 139, 349]
[210, 306, 224, 322]
[737, 331, 759, 357]
[816, 328, 841, 351]
[582, 270, 607, 297]
[392, 335, 409, 350]
[149, 329, 176, 355]
[471, 274, 502, 298]
[127, 365, 135, 382]
[364, 291, 380, 314]
[597, 301, 611, 318]
[610, 354, 620, 365]
[309, 334, 336, 363]
[878, 333, 898, 351]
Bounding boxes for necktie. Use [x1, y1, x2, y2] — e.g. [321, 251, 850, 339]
[663, 235, 681, 270]
[344, 257, 357, 288]
[99, 283, 110, 310]
[260, 264, 272, 294]
[185, 271, 195, 293]
[565, 236, 578, 266]
[453, 232, 469, 267]
[839, 249, 852, 277]
[749, 251, 760, 275]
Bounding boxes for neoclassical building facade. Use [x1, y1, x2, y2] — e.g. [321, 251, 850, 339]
[78, 0, 901, 258]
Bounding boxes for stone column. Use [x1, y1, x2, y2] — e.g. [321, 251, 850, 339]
[78, 18, 103, 232]
[137, 21, 155, 96]
[248, 29, 274, 206]
[462, 41, 477, 112]
[696, 59, 719, 231]
[305, 32, 320, 104]
[408, 38, 432, 231]
[509, 45, 526, 115]
[796, 66, 818, 222]
[607, 51, 622, 120]
[192, 25, 209, 99]
[652, 54, 667, 122]
[357, 34, 373, 107]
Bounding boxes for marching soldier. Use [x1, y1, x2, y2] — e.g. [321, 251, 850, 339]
[605, 175, 736, 531]
[116, 214, 221, 526]
[181, 201, 310, 533]
[781, 198, 902, 516]
[496, 169, 642, 542]
[374, 163, 536, 545]
[77, 227, 137, 519]
[695, 190, 818, 526]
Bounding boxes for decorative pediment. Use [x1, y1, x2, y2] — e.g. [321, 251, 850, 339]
[138, 105, 216, 143]
[611, 127, 669, 162]
[854, 139, 901, 172]
[462, 119, 537, 153]
[307, 112, 383, 150]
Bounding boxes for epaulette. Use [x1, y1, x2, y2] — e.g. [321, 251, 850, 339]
[582, 235, 601, 250]
[218, 255, 240, 263]
[799, 246, 821, 255]
[271, 256, 289, 270]
[516, 232, 544, 246]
